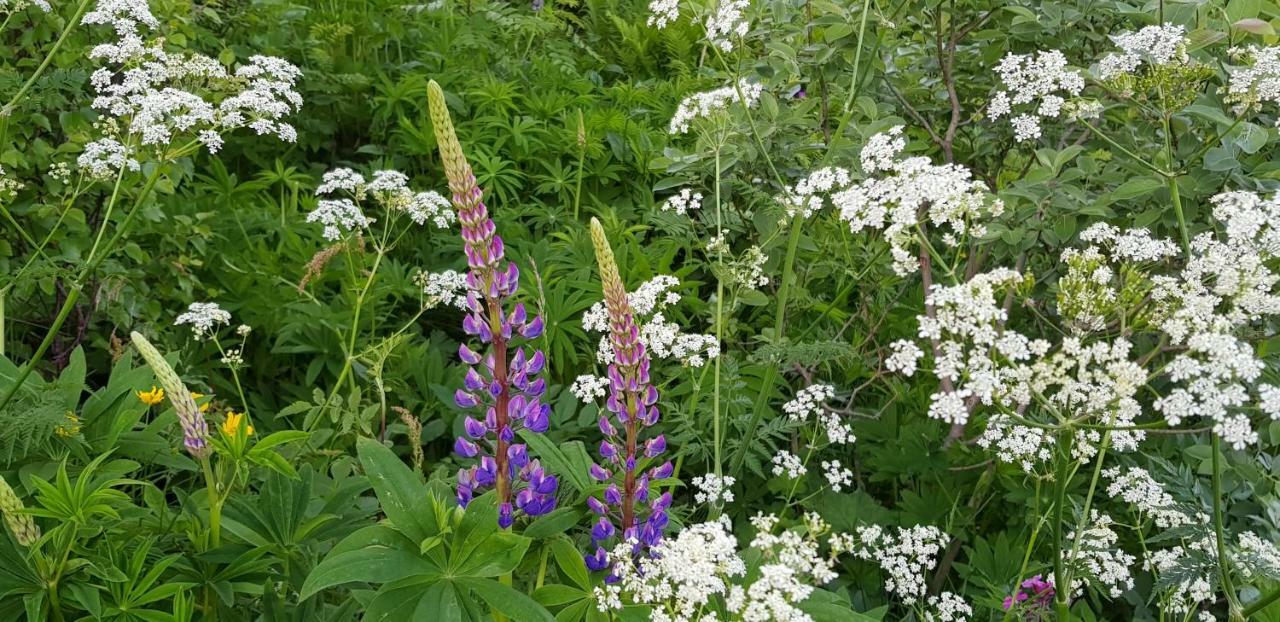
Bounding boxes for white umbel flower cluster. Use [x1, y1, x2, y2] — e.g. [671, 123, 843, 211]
[976, 415, 1054, 473]
[987, 50, 1084, 142]
[1098, 23, 1189, 80]
[1103, 467, 1192, 529]
[1063, 512, 1135, 598]
[832, 126, 1004, 275]
[415, 269, 468, 309]
[307, 167, 454, 240]
[692, 473, 736, 505]
[598, 514, 835, 622]
[81, 1, 302, 167]
[847, 524, 948, 605]
[704, 0, 750, 52]
[583, 275, 719, 367]
[783, 383, 853, 445]
[174, 301, 231, 339]
[660, 188, 703, 216]
[569, 374, 610, 403]
[1226, 45, 1280, 124]
[669, 80, 764, 134]
[924, 592, 973, 622]
[777, 167, 851, 221]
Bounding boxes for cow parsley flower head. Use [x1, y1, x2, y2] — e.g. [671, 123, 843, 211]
[646, 0, 679, 27]
[1226, 45, 1280, 124]
[660, 188, 703, 215]
[1098, 23, 1189, 80]
[1063, 512, 1135, 598]
[174, 302, 231, 339]
[692, 473, 736, 505]
[77, 137, 140, 178]
[925, 592, 973, 622]
[415, 269, 468, 309]
[988, 50, 1085, 142]
[570, 374, 610, 403]
[886, 339, 924, 376]
[305, 199, 372, 240]
[2, 0, 51, 12]
[777, 167, 852, 221]
[833, 126, 1004, 275]
[771, 451, 807, 479]
[669, 80, 763, 134]
[847, 524, 949, 605]
[705, 0, 750, 52]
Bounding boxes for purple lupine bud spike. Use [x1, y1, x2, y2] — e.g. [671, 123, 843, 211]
[644, 435, 666, 457]
[521, 316, 544, 339]
[508, 394, 527, 420]
[592, 517, 616, 541]
[498, 503, 514, 529]
[589, 464, 611, 481]
[476, 456, 497, 486]
[454, 390, 479, 409]
[585, 547, 609, 571]
[525, 405, 549, 433]
[598, 416, 616, 436]
[464, 417, 487, 439]
[454, 438, 479, 458]
[459, 343, 482, 365]
[508, 443, 529, 468]
[587, 496, 608, 515]
[650, 461, 674, 479]
[526, 350, 546, 375]
[527, 378, 546, 396]
[464, 368, 486, 391]
[604, 484, 622, 505]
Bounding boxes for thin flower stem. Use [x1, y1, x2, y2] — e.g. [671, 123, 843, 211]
[1052, 433, 1073, 621]
[828, 0, 875, 154]
[0, 165, 164, 413]
[712, 147, 724, 479]
[1211, 433, 1244, 620]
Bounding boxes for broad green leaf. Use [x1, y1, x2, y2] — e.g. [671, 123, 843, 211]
[356, 436, 439, 542]
[299, 546, 439, 600]
[458, 577, 556, 622]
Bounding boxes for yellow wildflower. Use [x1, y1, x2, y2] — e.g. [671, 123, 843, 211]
[55, 412, 81, 438]
[191, 392, 211, 413]
[221, 411, 254, 437]
[136, 386, 165, 406]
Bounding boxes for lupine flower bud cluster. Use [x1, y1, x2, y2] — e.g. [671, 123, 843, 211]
[428, 80, 557, 528]
[583, 218, 674, 574]
[0, 476, 39, 547]
[130, 332, 209, 458]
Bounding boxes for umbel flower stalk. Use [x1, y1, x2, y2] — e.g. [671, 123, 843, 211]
[0, 475, 39, 547]
[130, 332, 209, 458]
[428, 80, 557, 528]
[584, 218, 673, 573]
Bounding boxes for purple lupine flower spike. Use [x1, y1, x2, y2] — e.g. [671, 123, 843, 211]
[429, 81, 557, 527]
[583, 218, 674, 573]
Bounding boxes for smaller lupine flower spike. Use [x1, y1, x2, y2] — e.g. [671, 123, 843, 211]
[131, 332, 210, 459]
[0, 476, 39, 547]
[584, 218, 673, 574]
[428, 80, 557, 527]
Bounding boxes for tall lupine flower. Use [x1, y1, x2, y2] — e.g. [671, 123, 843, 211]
[583, 218, 673, 574]
[0, 476, 39, 547]
[428, 81, 557, 528]
[131, 332, 209, 458]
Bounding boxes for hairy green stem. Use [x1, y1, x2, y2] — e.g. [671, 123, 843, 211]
[1052, 433, 1074, 621]
[712, 147, 725, 478]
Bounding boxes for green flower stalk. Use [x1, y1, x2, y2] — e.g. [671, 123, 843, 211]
[0, 475, 39, 547]
[130, 332, 209, 458]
